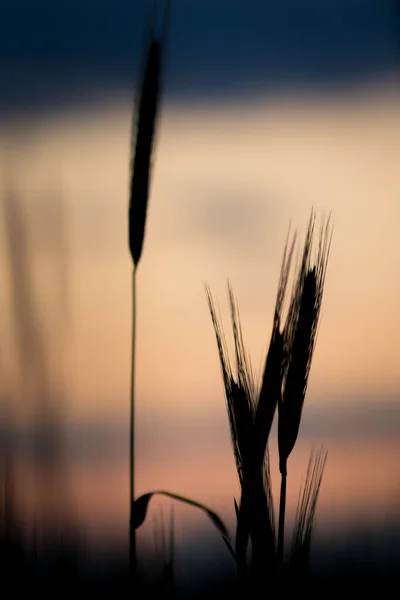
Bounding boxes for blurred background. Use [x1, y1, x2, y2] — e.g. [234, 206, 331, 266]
[1, 0, 400, 588]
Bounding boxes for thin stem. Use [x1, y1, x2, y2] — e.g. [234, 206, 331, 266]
[130, 268, 137, 576]
[278, 467, 287, 570]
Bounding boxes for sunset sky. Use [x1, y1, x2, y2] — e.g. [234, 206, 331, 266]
[1, 0, 399, 581]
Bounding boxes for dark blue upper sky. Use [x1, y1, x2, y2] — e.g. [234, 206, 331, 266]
[1, 0, 400, 115]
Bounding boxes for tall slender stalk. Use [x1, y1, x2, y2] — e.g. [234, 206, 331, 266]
[128, 2, 167, 577]
[129, 268, 137, 573]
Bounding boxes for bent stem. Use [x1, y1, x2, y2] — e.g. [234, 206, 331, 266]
[130, 268, 137, 575]
[278, 461, 287, 570]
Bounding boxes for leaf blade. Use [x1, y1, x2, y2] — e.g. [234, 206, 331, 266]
[132, 490, 231, 542]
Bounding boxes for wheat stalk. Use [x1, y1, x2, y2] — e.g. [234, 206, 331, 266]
[128, 1, 169, 576]
[205, 256, 293, 589]
[254, 229, 296, 466]
[205, 284, 256, 488]
[277, 210, 332, 568]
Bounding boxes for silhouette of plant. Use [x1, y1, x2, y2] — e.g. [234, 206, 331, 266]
[277, 212, 331, 569]
[130, 3, 333, 591]
[206, 211, 332, 591]
[128, 0, 170, 575]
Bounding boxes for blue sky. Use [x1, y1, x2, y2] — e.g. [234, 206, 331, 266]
[1, 1, 399, 115]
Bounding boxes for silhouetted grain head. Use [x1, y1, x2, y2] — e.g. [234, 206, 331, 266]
[227, 283, 257, 416]
[279, 269, 316, 470]
[205, 284, 256, 485]
[129, 5, 168, 268]
[282, 211, 315, 367]
[290, 447, 327, 575]
[274, 225, 298, 330]
[206, 284, 260, 580]
[278, 211, 332, 474]
[255, 230, 296, 465]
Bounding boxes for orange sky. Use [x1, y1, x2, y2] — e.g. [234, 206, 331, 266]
[2, 86, 400, 422]
[0, 87, 400, 544]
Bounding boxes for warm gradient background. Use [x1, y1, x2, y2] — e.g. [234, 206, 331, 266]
[1, 0, 400, 586]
